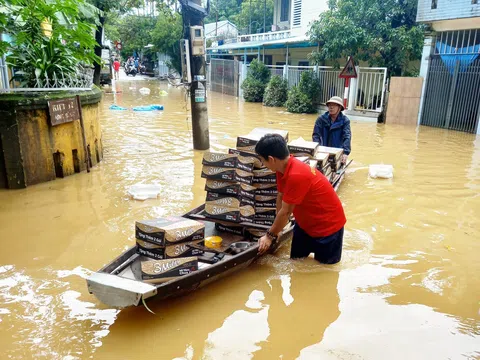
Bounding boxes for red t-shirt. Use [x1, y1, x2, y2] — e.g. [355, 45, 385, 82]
[113, 61, 121, 71]
[276, 156, 346, 237]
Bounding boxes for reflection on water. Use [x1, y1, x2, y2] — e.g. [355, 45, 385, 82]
[0, 79, 479, 359]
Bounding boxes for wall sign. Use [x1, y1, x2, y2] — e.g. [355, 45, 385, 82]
[47, 98, 80, 126]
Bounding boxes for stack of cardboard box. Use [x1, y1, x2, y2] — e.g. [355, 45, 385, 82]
[201, 152, 256, 223]
[135, 216, 205, 283]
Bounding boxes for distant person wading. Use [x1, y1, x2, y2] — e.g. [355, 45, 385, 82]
[312, 96, 352, 164]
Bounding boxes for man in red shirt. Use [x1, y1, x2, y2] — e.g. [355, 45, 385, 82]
[255, 134, 346, 264]
[113, 58, 121, 80]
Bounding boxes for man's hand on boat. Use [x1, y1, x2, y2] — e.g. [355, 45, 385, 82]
[341, 154, 348, 165]
[258, 235, 273, 255]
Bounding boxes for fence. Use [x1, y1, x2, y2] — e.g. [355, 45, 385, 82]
[1, 65, 94, 91]
[207, 61, 388, 113]
[209, 58, 238, 96]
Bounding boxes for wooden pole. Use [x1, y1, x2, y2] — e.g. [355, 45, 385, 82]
[76, 95, 91, 173]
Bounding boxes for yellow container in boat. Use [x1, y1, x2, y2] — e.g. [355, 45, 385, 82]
[205, 236, 223, 249]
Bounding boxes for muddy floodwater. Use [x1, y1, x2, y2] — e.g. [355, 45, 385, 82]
[0, 78, 479, 360]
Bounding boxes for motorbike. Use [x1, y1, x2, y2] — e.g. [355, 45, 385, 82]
[124, 63, 137, 77]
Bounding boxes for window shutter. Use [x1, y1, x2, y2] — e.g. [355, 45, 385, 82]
[292, 0, 302, 27]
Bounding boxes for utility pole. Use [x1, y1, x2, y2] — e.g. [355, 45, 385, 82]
[181, 0, 210, 150]
[263, 0, 266, 33]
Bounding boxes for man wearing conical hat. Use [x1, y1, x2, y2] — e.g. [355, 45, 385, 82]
[312, 96, 352, 164]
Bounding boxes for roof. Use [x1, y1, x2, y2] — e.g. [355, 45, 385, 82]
[204, 20, 238, 37]
[207, 35, 315, 51]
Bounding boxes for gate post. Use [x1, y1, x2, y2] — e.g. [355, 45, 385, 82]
[444, 60, 460, 129]
[239, 61, 247, 100]
[418, 34, 435, 125]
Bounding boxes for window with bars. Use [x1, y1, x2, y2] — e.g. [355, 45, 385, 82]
[431, 0, 437, 9]
[280, 0, 289, 22]
[292, 0, 302, 27]
[472, 0, 478, 4]
[435, 29, 480, 55]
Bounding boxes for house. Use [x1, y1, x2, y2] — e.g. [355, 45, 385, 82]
[416, 0, 480, 134]
[207, 0, 329, 66]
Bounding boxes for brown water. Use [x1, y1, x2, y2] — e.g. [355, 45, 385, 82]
[0, 79, 479, 360]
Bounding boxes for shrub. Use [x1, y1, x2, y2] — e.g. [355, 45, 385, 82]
[263, 75, 288, 107]
[248, 59, 270, 83]
[298, 70, 321, 106]
[242, 78, 267, 102]
[286, 86, 317, 113]
[241, 59, 270, 102]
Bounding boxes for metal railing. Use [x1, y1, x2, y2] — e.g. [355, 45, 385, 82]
[238, 29, 292, 43]
[435, 29, 480, 55]
[287, 66, 315, 88]
[1, 65, 94, 92]
[222, 62, 388, 112]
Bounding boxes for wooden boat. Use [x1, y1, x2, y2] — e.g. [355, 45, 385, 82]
[86, 172, 346, 308]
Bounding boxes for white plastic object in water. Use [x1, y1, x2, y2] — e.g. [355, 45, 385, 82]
[139, 87, 151, 95]
[127, 184, 161, 200]
[369, 164, 394, 179]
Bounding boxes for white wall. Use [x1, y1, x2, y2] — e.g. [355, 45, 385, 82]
[417, 0, 480, 23]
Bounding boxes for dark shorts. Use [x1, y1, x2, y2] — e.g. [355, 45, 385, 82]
[290, 224, 344, 264]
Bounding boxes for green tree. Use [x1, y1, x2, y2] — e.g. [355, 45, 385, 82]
[205, 0, 242, 24]
[1, 0, 100, 87]
[88, 0, 142, 85]
[236, 0, 273, 33]
[308, 0, 424, 76]
[151, 9, 182, 73]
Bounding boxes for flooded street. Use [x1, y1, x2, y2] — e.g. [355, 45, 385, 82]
[0, 78, 479, 360]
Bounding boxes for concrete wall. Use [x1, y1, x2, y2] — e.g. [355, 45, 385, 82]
[386, 77, 424, 126]
[0, 88, 103, 189]
[417, 0, 480, 23]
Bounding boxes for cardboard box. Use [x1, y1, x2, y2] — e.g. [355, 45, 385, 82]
[253, 168, 277, 184]
[201, 166, 253, 184]
[204, 203, 255, 223]
[136, 239, 204, 260]
[136, 217, 205, 246]
[253, 218, 274, 226]
[215, 222, 244, 236]
[236, 128, 289, 150]
[315, 152, 330, 169]
[205, 180, 256, 199]
[254, 183, 278, 195]
[228, 148, 263, 169]
[141, 257, 198, 284]
[316, 146, 343, 162]
[288, 138, 320, 158]
[236, 155, 255, 172]
[255, 195, 277, 208]
[254, 207, 277, 220]
[206, 191, 255, 207]
[202, 152, 238, 168]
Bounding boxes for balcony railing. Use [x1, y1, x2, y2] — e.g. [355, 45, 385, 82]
[237, 29, 292, 43]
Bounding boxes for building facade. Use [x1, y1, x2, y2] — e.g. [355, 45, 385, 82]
[417, 0, 480, 134]
[207, 0, 328, 67]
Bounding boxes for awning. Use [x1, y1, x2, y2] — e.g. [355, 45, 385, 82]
[207, 35, 316, 52]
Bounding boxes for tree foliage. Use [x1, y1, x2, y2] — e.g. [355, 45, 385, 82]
[1, 0, 101, 86]
[241, 59, 270, 102]
[235, 0, 273, 33]
[263, 75, 288, 107]
[205, 0, 273, 34]
[104, 3, 182, 72]
[308, 0, 424, 76]
[285, 71, 320, 113]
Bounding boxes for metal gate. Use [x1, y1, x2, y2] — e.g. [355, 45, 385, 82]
[209, 59, 239, 96]
[421, 30, 480, 133]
